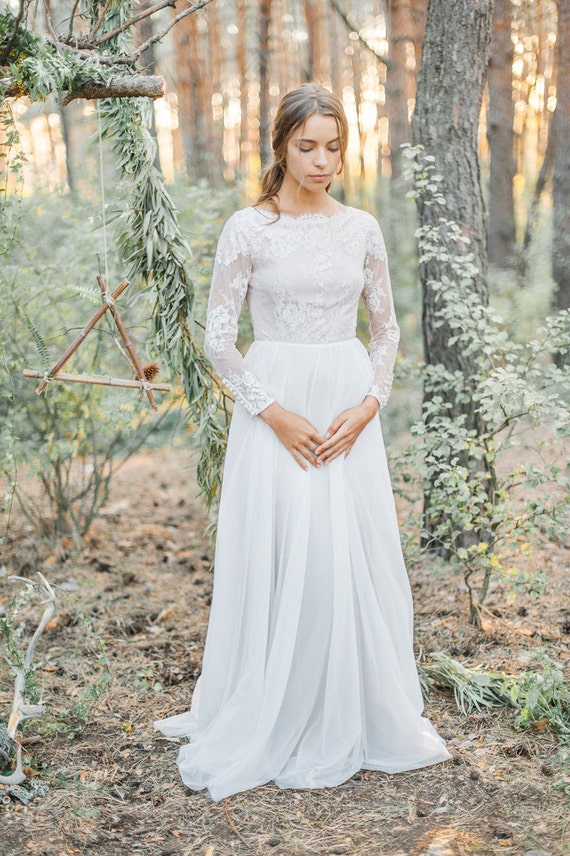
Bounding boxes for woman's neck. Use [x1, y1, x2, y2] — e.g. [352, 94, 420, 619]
[275, 174, 343, 216]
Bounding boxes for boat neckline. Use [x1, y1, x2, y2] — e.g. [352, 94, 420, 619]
[250, 205, 354, 221]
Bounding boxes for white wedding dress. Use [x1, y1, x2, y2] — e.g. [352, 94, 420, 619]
[154, 205, 451, 800]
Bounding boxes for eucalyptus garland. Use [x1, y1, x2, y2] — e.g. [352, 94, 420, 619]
[99, 95, 229, 510]
[1, 2, 230, 511]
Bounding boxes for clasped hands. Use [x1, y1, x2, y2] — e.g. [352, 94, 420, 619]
[259, 397, 379, 471]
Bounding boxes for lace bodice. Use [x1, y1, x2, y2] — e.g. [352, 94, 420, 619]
[204, 206, 400, 417]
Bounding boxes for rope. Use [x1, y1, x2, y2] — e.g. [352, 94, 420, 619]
[95, 103, 136, 373]
[96, 101, 110, 292]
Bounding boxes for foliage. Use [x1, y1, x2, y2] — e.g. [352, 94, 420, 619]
[0, 189, 181, 543]
[0, 102, 24, 543]
[0, 581, 41, 703]
[393, 145, 570, 624]
[0, 581, 110, 745]
[421, 651, 570, 742]
[0, 11, 117, 101]
[88, 0, 231, 513]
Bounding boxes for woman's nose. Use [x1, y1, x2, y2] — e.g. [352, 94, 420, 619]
[313, 148, 327, 166]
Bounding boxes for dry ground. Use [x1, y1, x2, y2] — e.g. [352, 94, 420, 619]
[0, 447, 568, 856]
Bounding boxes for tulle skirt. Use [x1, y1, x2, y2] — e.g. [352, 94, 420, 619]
[154, 338, 450, 800]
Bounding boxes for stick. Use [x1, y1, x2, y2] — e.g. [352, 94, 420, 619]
[35, 279, 130, 395]
[23, 370, 171, 392]
[0, 573, 57, 786]
[96, 275, 158, 411]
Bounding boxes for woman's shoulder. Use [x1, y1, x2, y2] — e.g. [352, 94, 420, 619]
[347, 206, 382, 230]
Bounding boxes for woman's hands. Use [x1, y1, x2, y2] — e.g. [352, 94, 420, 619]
[316, 396, 379, 465]
[259, 402, 327, 471]
[259, 396, 379, 470]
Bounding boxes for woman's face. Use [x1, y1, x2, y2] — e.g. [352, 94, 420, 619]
[285, 113, 342, 191]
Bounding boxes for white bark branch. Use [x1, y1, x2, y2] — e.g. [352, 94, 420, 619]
[0, 75, 165, 103]
[0, 574, 58, 786]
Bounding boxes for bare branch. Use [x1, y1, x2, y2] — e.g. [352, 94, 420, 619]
[90, 0, 115, 37]
[67, 0, 82, 42]
[0, 574, 57, 785]
[91, 0, 177, 47]
[327, 0, 390, 68]
[131, 0, 216, 63]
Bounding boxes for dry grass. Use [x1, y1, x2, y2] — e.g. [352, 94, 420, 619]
[1, 448, 568, 856]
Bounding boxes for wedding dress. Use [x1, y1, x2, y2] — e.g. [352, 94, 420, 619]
[154, 205, 451, 800]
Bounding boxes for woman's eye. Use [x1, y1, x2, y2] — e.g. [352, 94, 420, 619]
[299, 147, 312, 153]
[329, 147, 340, 152]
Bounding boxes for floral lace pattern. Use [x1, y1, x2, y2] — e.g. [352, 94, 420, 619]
[203, 206, 400, 415]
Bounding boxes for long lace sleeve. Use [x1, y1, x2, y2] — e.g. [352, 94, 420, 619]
[204, 215, 275, 417]
[361, 219, 400, 408]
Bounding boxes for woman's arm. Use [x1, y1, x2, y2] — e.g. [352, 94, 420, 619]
[204, 215, 275, 417]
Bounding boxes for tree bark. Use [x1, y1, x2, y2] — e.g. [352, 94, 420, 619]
[487, 0, 516, 267]
[412, 0, 494, 549]
[259, 0, 273, 170]
[552, 0, 570, 315]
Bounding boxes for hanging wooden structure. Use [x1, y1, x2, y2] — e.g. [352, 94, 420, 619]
[23, 276, 170, 411]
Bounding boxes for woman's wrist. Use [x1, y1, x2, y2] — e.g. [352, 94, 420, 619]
[259, 401, 285, 426]
[361, 395, 380, 418]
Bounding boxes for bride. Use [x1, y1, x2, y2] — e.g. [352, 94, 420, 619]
[154, 82, 451, 801]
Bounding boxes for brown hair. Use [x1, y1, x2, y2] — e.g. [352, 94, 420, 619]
[254, 83, 348, 218]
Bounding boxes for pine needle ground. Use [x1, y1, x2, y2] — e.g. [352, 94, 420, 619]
[1, 448, 568, 856]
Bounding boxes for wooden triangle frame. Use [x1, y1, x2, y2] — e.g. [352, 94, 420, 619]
[23, 276, 170, 412]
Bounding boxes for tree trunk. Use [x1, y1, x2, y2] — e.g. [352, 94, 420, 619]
[206, 0, 224, 181]
[236, 0, 249, 175]
[136, 4, 162, 174]
[174, 11, 206, 181]
[259, 0, 273, 170]
[487, 0, 516, 267]
[386, 0, 412, 180]
[412, 0, 494, 550]
[552, 0, 570, 316]
[410, 0, 428, 71]
[304, 0, 325, 82]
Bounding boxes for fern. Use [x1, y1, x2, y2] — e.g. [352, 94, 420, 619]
[66, 283, 102, 306]
[22, 311, 50, 372]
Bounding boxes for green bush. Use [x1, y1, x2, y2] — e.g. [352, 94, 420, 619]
[391, 146, 570, 625]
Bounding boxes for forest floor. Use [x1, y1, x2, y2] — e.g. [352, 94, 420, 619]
[0, 446, 568, 856]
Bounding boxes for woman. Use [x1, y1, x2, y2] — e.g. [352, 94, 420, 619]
[155, 83, 451, 800]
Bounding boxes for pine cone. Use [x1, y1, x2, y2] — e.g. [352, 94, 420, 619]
[143, 363, 160, 382]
